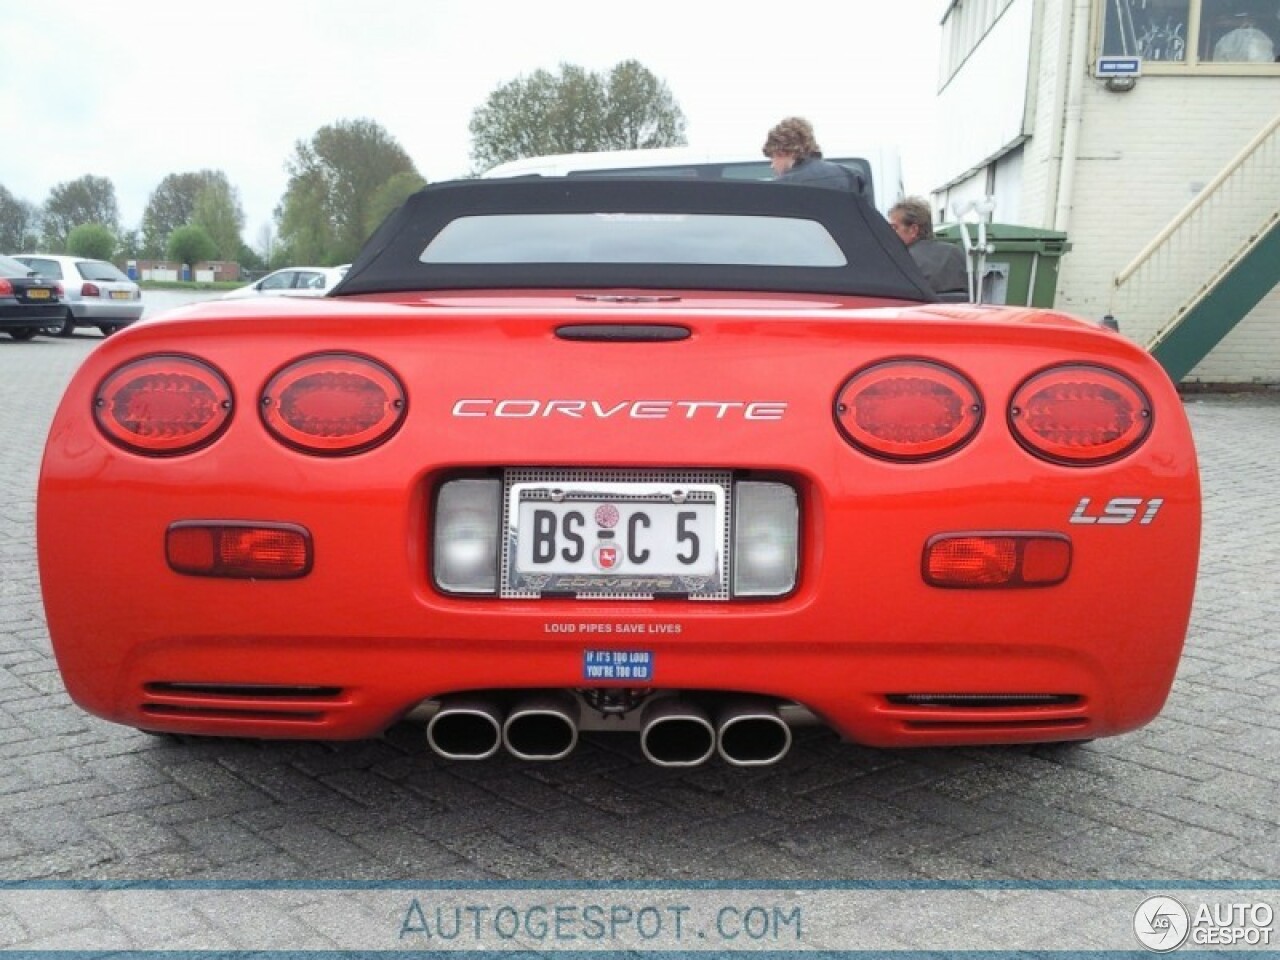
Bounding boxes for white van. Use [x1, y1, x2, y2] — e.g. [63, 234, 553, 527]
[483, 146, 904, 217]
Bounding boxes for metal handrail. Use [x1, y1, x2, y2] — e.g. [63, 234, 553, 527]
[1113, 111, 1280, 289]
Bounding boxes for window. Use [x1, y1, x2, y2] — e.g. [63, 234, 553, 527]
[941, 0, 1017, 81]
[419, 214, 848, 268]
[77, 260, 129, 282]
[17, 257, 62, 280]
[1100, 0, 1280, 68]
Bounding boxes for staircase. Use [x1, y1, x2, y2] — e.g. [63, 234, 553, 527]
[1109, 112, 1280, 381]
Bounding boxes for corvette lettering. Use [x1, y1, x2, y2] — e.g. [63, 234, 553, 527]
[1069, 496, 1164, 525]
[452, 399, 787, 420]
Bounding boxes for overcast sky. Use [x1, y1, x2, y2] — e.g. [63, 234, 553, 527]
[1, 1, 946, 246]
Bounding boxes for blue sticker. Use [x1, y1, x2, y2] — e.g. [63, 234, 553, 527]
[583, 649, 653, 681]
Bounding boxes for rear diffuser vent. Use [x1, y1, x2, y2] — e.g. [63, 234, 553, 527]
[141, 682, 346, 724]
[886, 693, 1080, 709]
[883, 693, 1088, 734]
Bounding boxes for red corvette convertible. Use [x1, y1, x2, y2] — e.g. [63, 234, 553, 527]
[38, 179, 1200, 766]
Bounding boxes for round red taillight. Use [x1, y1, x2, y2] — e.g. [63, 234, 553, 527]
[261, 353, 406, 455]
[94, 355, 233, 456]
[835, 359, 983, 461]
[1009, 364, 1152, 465]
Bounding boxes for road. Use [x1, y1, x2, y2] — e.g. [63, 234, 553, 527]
[0, 333, 1277, 889]
[141, 288, 228, 317]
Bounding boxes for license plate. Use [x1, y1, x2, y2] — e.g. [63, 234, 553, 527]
[503, 469, 730, 600]
[109, 290, 133, 300]
[26, 288, 51, 300]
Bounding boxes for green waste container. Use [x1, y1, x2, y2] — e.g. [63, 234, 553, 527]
[934, 222, 1071, 307]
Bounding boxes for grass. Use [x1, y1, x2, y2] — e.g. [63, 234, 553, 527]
[139, 280, 243, 292]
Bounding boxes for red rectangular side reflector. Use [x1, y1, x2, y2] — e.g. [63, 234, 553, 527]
[924, 533, 1070, 588]
[167, 523, 312, 579]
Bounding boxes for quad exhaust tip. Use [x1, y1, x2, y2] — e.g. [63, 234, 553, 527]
[426, 697, 503, 760]
[716, 700, 793, 767]
[423, 692, 799, 766]
[639, 699, 717, 767]
[502, 693, 579, 761]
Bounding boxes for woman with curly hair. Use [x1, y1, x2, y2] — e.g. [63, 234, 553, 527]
[763, 117, 864, 193]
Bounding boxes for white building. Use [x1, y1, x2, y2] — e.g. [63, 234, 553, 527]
[932, 0, 1280, 383]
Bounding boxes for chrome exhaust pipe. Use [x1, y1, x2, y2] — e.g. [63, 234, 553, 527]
[426, 696, 503, 760]
[639, 698, 716, 767]
[716, 699, 792, 767]
[503, 693, 578, 761]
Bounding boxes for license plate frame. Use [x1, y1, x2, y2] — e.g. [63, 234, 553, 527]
[502, 468, 731, 600]
[109, 289, 133, 300]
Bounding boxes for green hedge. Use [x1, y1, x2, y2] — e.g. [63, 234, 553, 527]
[138, 280, 243, 292]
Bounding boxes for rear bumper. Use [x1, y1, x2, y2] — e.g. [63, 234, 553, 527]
[44, 581, 1187, 747]
[0, 304, 63, 326]
[67, 299, 144, 323]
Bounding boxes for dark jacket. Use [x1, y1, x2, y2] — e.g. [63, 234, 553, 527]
[779, 156, 865, 194]
[908, 238, 969, 297]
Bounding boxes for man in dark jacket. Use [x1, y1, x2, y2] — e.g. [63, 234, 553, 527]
[763, 117, 865, 194]
[888, 197, 970, 299]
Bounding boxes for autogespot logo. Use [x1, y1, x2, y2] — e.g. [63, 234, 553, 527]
[1134, 896, 1191, 952]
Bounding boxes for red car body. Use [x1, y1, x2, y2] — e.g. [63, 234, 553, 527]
[37, 180, 1200, 766]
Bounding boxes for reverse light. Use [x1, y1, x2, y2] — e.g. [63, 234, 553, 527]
[167, 522, 312, 579]
[434, 479, 502, 594]
[94, 354, 233, 455]
[1009, 364, 1152, 465]
[924, 533, 1071, 588]
[732, 481, 799, 597]
[261, 353, 406, 455]
[835, 359, 982, 461]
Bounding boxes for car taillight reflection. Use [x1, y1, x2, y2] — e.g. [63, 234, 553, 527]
[94, 355, 233, 455]
[1009, 364, 1152, 465]
[260, 352, 406, 455]
[835, 359, 982, 461]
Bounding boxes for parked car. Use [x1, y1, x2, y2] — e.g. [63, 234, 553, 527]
[12, 254, 143, 336]
[221, 265, 349, 300]
[0, 253, 64, 341]
[37, 178, 1200, 766]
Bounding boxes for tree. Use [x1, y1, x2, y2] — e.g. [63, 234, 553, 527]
[276, 118, 420, 264]
[601, 60, 688, 151]
[192, 177, 246, 260]
[142, 170, 240, 258]
[365, 170, 427, 236]
[275, 168, 331, 266]
[41, 175, 120, 251]
[0, 184, 40, 252]
[469, 60, 687, 171]
[167, 224, 217, 269]
[67, 224, 116, 261]
[254, 221, 277, 267]
[117, 228, 143, 261]
[236, 241, 264, 272]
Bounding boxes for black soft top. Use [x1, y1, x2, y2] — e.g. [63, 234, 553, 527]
[332, 177, 937, 302]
